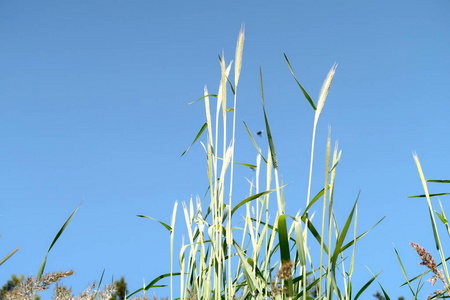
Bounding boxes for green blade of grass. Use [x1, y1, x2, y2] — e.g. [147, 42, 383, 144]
[260, 67, 278, 170]
[408, 192, 450, 198]
[137, 215, 172, 232]
[428, 180, 450, 183]
[126, 272, 181, 298]
[294, 217, 306, 266]
[278, 214, 294, 298]
[340, 216, 385, 253]
[366, 267, 392, 300]
[233, 241, 258, 294]
[278, 214, 291, 263]
[0, 247, 19, 266]
[331, 194, 359, 270]
[94, 269, 106, 299]
[394, 246, 418, 297]
[283, 53, 315, 111]
[186, 94, 218, 106]
[247, 257, 267, 284]
[231, 189, 276, 217]
[301, 187, 326, 218]
[300, 215, 329, 254]
[353, 270, 381, 300]
[436, 211, 448, 225]
[181, 122, 207, 157]
[36, 202, 81, 281]
[242, 120, 267, 163]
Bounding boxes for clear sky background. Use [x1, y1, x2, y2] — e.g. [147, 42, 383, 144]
[1, 1, 449, 299]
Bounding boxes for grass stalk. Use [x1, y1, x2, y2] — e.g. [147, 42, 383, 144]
[413, 154, 450, 284]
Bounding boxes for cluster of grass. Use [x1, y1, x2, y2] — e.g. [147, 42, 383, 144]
[1, 26, 450, 300]
[137, 25, 382, 300]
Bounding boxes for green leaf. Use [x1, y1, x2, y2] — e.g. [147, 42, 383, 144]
[260, 67, 278, 169]
[0, 247, 19, 266]
[428, 179, 450, 183]
[284, 53, 316, 110]
[409, 192, 450, 198]
[180, 123, 207, 157]
[234, 241, 258, 294]
[301, 215, 329, 254]
[394, 247, 417, 296]
[137, 215, 172, 232]
[331, 193, 359, 270]
[242, 120, 267, 163]
[436, 211, 448, 225]
[126, 272, 181, 298]
[278, 214, 294, 298]
[231, 189, 275, 216]
[340, 216, 385, 253]
[94, 269, 106, 299]
[247, 258, 267, 285]
[36, 202, 81, 281]
[294, 218, 306, 266]
[353, 270, 381, 300]
[366, 267, 392, 300]
[301, 187, 326, 218]
[185, 94, 217, 106]
[278, 214, 291, 263]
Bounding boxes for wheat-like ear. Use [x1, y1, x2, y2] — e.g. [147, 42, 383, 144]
[234, 23, 245, 88]
[314, 63, 337, 126]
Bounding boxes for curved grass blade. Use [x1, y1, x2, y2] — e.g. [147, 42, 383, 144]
[353, 270, 381, 300]
[331, 194, 359, 270]
[137, 215, 172, 232]
[247, 258, 267, 284]
[242, 120, 267, 163]
[260, 67, 278, 170]
[185, 94, 218, 106]
[300, 215, 329, 254]
[302, 187, 326, 218]
[36, 202, 81, 281]
[234, 241, 258, 294]
[213, 154, 257, 169]
[126, 272, 181, 298]
[340, 216, 385, 253]
[181, 123, 207, 157]
[284, 53, 315, 111]
[0, 247, 19, 266]
[366, 267, 391, 300]
[395, 246, 418, 297]
[436, 211, 448, 226]
[231, 189, 276, 216]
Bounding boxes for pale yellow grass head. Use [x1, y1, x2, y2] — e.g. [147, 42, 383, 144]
[314, 63, 337, 125]
[234, 23, 245, 88]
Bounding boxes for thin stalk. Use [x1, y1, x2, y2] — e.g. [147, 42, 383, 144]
[170, 202, 178, 300]
[413, 154, 450, 289]
[319, 129, 331, 298]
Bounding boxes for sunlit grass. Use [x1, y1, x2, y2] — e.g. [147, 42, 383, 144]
[138, 25, 385, 300]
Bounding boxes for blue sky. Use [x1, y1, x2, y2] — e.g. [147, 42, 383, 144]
[1, 1, 449, 298]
